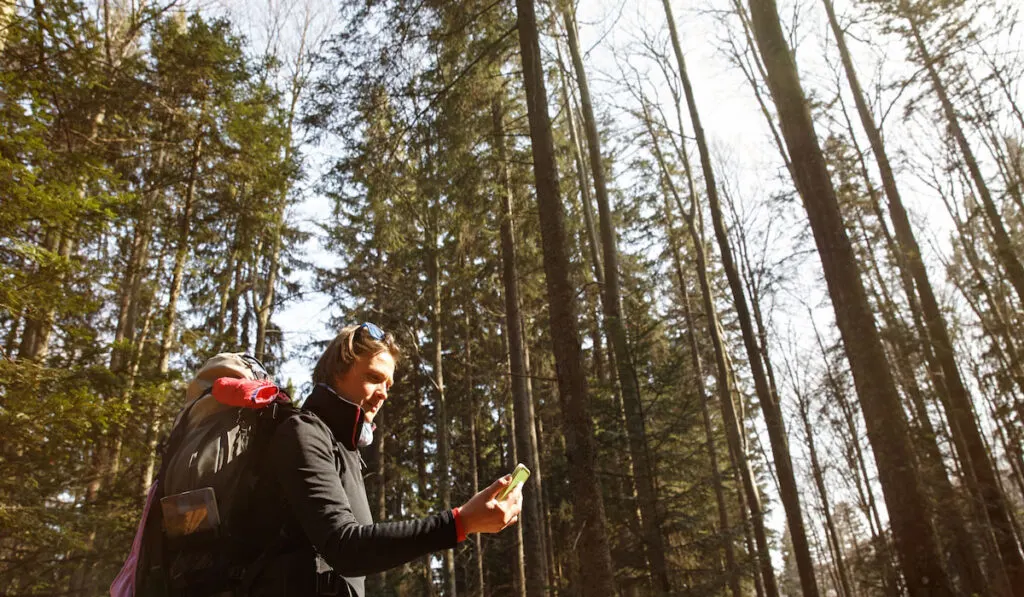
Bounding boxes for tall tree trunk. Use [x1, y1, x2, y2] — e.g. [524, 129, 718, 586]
[108, 170, 162, 493]
[255, 23, 309, 361]
[558, 8, 638, 522]
[427, 224, 456, 597]
[795, 388, 855, 597]
[911, 18, 1024, 591]
[554, 40, 602, 286]
[501, 358, 527, 597]
[562, 10, 670, 593]
[826, 3, 1023, 590]
[111, 191, 156, 375]
[943, 210, 1024, 401]
[19, 230, 77, 361]
[159, 132, 203, 373]
[466, 313, 485, 597]
[493, 95, 548, 597]
[412, 350, 438, 597]
[854, 215, 993, 595]
[660, 4, 820, 594]
[666, 190, 742, 597]
[3, 305, 22, 358]
[19, 87, 102, 362]
[809, 318, 903, 597]
[513, 1, 617, 593]
[139, 129, 205, 498]
[641, 100, 779, 597]
[734, 449, 767, 597]
[138, 249, 166, 493]
[725, 0, 793, 174]
[364, 418, 388, 594]
[520, 319, 560, 593]
[745, 0, 954, 592]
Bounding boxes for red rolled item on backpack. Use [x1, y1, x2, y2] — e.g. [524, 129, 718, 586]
[212, 377, 281, 408]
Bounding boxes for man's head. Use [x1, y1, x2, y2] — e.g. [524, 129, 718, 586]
[312, 323, 400, 423]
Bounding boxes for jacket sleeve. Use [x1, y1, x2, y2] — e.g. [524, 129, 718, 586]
[270, 413, 458, 577]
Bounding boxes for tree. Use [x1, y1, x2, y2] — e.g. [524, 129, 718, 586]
[514, 0, 617, 593]
[823, 1, 1024, 590]
[560, 6, 671, 593]
[637, 86, 780, 597]
[659, 2, 821, 595]
[744, 0, 955, 592]
[493, 93, 549, 597]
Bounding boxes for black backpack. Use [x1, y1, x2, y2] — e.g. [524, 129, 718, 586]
[134, 353, 293, 597]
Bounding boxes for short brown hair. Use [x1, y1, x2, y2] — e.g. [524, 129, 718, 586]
[312, 324, 401, 386]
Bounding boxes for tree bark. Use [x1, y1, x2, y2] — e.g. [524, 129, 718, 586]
[664, 189, 742, 597]
[555, 40, 602, 287]
[466, 314, 485, 597]
[513, 1, 617, 593]
[255, 23, 308, 362]
[660, 4, 820, 595]
[795, 388, 855, 597]
[826, 3, 1023, 590]
[426, 219, 456, 597]
[745, 0, 954, 592]
[904, 17, 1024, 591]
[159, 129, 204, 373]
[641, 98, 779, 597]
[734, 448, 767, 597]
[520, 318, 560, 593]
[493, 95, 548, 597]
[852, 210, 993, 594]
[562, 10, 670, 593]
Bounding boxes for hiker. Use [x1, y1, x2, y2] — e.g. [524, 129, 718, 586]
[115, 323, 521, 597]
[247, 322, 523, 595]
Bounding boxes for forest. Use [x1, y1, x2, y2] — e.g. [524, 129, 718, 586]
[1, 0, 1023, 595]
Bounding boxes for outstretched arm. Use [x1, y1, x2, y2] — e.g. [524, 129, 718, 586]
[271, 413, 521, 578]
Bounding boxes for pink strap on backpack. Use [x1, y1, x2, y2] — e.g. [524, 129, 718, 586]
[110, 481, 159, 597]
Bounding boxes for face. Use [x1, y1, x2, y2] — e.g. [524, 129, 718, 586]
[333, 350, 395, 423]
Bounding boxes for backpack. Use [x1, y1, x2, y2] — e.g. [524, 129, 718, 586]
[113, 353, 293, 597]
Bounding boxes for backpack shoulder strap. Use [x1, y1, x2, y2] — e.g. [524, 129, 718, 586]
[155, 391, 209, 484]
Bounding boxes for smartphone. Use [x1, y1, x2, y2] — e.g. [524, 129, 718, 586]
[497, 463, 531, 500]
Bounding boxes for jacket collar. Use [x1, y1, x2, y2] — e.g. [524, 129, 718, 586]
[303, 383, 365, 451]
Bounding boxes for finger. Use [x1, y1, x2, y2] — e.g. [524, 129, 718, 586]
[488, 474, 513, 497]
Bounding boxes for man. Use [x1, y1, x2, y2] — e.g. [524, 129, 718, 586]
[249, 322, 522, 596]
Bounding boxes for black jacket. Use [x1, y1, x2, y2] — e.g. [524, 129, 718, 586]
[247, 384, 458, 596]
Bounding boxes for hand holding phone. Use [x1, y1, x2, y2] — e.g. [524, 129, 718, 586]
[458, 466, 527, 534]
[497, 463, 531, 501]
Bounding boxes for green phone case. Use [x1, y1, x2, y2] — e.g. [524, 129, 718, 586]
[498, 463, 531, 500]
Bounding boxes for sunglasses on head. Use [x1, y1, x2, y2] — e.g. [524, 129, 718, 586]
[358, 322, 386, 341]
